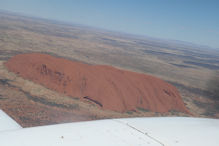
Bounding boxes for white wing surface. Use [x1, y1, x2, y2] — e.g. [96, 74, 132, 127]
[0, 110, 219, 146]
[0, 118, 161, 146]
[0, 110, 22, 132]
[117, 117, 219, 146]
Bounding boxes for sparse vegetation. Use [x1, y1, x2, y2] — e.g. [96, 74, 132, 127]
[137, 107, 150, 112]
[126, 111, 133, 115]
[207, 71, 219, 101]
[0, 11, 219, 127]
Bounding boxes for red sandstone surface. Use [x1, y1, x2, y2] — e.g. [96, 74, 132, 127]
[5, 53, 189, 113]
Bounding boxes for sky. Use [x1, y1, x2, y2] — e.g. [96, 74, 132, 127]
[0, 0, 219, 48]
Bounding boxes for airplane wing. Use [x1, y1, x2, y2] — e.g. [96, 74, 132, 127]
[0, 109, 219, 146]
[117, 117, 219, 146]
[0, 110, 22, 132]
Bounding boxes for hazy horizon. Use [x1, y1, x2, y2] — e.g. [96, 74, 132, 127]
[0, 0, 218, 48]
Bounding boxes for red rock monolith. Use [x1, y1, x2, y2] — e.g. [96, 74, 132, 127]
[5, 53, 189, 113]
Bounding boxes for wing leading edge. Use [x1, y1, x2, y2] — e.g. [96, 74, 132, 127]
[0, 110, 22, 132]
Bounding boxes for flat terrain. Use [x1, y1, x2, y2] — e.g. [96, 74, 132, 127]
[0, 11, 218, 126]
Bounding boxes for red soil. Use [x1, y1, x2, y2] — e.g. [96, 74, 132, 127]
[5, 53, 189, 113]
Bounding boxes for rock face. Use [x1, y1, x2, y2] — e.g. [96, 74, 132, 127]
[5, 53, 189, 113]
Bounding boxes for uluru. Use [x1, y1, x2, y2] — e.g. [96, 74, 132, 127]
[5, 53, 189, 113]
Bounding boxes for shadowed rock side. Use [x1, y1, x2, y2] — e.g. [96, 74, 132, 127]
[5, 53, 189, 113]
